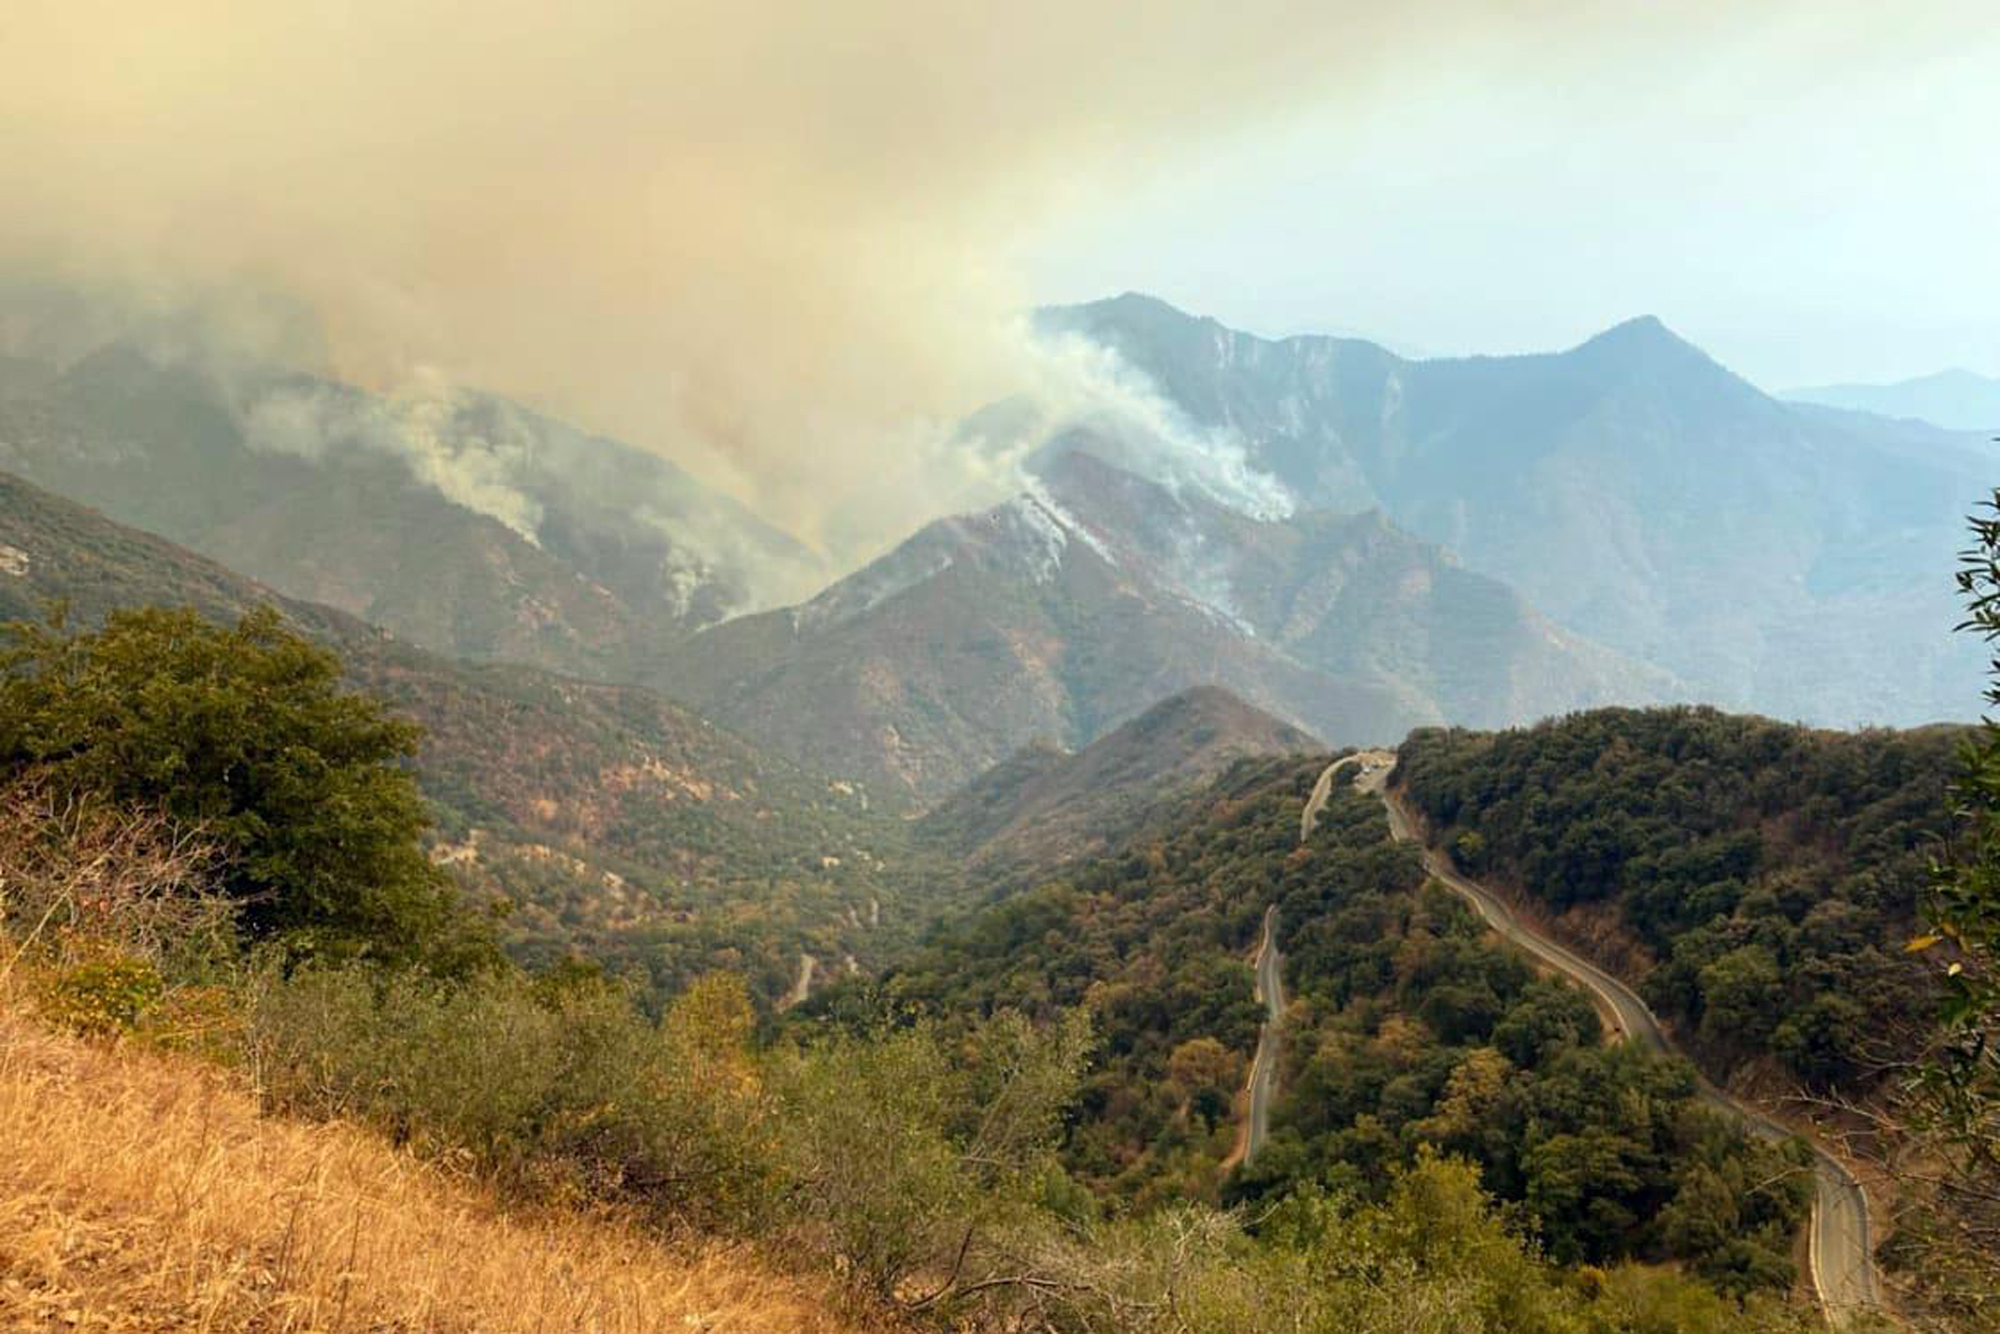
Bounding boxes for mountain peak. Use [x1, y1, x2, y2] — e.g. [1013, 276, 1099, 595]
[1034, 291, 1209, 346]
[1559, 314, 1753, 395]
[1574, 314, 1694, 357]
[1121, 684, 1314, 740]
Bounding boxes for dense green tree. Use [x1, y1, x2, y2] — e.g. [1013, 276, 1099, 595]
[1890, 493, 2000, 1324]
[1923, 494, 2000, 1152]
[1399, 707, 1953, 1088]
[1695, 945, 1784, 1050]
[1492, 977, 1602, 1066]
[0, 605, 483, 969]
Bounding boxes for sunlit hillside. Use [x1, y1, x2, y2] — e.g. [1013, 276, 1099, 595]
[0, 1002, 869, 1334]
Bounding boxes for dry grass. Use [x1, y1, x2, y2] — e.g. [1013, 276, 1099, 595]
[0, 1003, 881, 1333]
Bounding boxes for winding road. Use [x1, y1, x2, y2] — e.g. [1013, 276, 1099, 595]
[1240, 904, 1285, 1165]
[1239, 753, 1393, 1167]
[1346, 758, 1882, 1325]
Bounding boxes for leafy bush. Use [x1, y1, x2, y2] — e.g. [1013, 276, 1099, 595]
[768, 1009, 1092, 1302]
[250, 964, 773, 1224]
[1, 606, 493, 971]
[1073, 1154, 1817, 1334]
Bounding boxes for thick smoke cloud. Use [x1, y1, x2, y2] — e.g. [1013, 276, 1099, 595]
[1, 0, 1716, 571]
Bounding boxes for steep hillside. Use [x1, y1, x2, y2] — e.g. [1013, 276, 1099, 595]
[877, 753, 1813, 1293]
[0, 1003, 861, 1334]
[1041, 294, 1992, 725]
[919, 685, 1317, 872]
[663, 450, 1667, 806]
[1393, 708, 1958, 1091]
[0, 470, 906, 1002]
[0, 338, 820, 679]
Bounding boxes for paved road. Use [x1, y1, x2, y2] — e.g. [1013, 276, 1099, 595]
[1243, 753, 1398, 1166]
[1300, 751, 1390, 842]
[1359, 764, 1882, 1325]
[1241, 904, 1285, 1165]
[1240, 752, 1400, 1168]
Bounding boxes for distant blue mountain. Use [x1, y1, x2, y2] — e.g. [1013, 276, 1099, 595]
[1786, 368, 2000, 432]
[1035, 294, 1995, 727]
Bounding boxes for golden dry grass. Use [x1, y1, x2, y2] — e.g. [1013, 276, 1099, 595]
[0, 1004, 879, 1333]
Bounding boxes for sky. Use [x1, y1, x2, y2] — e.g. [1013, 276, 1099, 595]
[2, 0, 1994, 558]
[1022, 6, 2000, 390]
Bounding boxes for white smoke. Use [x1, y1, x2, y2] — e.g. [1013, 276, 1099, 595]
[815, 316, 1295, 576]
[240, 377, 548, 543]
[1018, 327, 1296, 522]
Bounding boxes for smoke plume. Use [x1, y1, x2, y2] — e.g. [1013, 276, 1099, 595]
[1, 0, 1725, 572]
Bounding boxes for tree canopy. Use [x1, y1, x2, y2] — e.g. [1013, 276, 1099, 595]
[0, 605, 483, 969]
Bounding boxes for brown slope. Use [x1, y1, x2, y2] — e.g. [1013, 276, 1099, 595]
[661, 488, 1420, 809]
[661, 451, 1667, 810]
[919, 684, 1320, 873]
[1033, 448, 1677, 727]
[0, 1003, 862, 1334]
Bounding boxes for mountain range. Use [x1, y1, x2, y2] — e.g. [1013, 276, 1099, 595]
[1040, 294, 1994, 725]
[658, 447, 1669, 805]
[0, 341, 822, 681]
[1786, 368, 2000, 432]
[4, 289, 1994, 814]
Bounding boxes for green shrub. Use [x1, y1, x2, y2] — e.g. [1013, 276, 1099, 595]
[0, 606, 490, 972]
[249, 964, 773, 1224]
[1453, 829, 1488, 871]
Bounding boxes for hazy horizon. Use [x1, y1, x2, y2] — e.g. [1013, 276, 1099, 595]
[4, 1, 1994, 561]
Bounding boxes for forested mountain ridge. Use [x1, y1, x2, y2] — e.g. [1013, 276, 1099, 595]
[1040, 293, 1991, 726]
[866, 751, 1814, 1295]
[1392, 708, 1958, 1092]
[0, 469, 906, 1004]
[917, 684, 1318, 876]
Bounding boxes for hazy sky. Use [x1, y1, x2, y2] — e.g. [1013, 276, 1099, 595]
[1024, 5, 2000, 389]
[4, 1, 1994, 554]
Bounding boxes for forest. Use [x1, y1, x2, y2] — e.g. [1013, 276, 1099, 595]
[868, 753, 1813, 1294]
[1393, 708, 1959, 1089]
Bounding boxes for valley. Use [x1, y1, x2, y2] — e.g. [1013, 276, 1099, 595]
[7, 10, 1997, 1331]
[1, 287, 1993, 1333]
[0, 470, 917, 1009]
